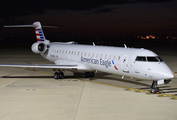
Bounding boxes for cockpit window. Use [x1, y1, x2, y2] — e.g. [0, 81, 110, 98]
[135, 56, 163, 62]
[135, 56, 146, 61]
[146, 56, 163, 62]
[157, 57, 163, 62]
[147, 57, 159, 62]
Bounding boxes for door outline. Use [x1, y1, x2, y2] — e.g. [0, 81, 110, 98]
[121, 55, 129, 73]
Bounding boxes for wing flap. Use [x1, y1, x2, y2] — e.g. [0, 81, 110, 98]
[0, 64, 78, 69]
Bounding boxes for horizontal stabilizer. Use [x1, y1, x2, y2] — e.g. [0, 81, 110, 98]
[4, 21, 57, 28]
[4, 25, 36, 28]
[4, 25, 58, 28]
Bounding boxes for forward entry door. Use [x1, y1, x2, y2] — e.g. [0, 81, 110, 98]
[121, 55, 129, 73]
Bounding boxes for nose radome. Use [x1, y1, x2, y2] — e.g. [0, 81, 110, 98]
[163, 72, 174, 79]
[162, 65, 174, 79]
[159, 62, 174, 79]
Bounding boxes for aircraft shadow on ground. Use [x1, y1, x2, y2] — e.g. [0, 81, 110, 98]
[1, 72, 150, 87]
[140, 86, 177, 94]
[2, 72, 177, 94]
[88, 73, 177, 94]
[1, 76, 54, 78]
[89, 72, 150, 87]
[159, 87, 177, 94]
[1, 75, 75, 79]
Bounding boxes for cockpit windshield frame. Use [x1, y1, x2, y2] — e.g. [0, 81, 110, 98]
[135, 56, 163, 62]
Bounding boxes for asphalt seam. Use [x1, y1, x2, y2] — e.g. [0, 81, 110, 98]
[74, 81, 85, 120]
[0, 79, 21, 91]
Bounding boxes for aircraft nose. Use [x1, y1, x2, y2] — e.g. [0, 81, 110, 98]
[163, 71, 174, 79]
[155, 62, 174, 80]
[161, 63, 174, 79]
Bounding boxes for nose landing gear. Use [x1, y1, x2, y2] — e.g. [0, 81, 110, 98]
[151, 81, 161, 94]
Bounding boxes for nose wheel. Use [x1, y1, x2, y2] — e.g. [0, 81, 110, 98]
[151, 81, 160, 94]
[54, 71, 64, 79]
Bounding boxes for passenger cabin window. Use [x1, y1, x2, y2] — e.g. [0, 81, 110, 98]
[88, 53, 90, 57]
[105, 55, 107, 59]
[135, 56, 146, 62]
[109, 55, 112, 59]
[92, 53, 94, 57]
[118, 56, 120, 60]
[96, 54, 98, 58]
[113, 56, 116, 60]
[74, 51, 76, 55]
[84, 52, 87, 56]
[78, 52, 80, 55]
[100, 54, 103, 59]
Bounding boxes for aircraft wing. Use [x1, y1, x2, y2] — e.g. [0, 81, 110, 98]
[0, 64, 78, 69]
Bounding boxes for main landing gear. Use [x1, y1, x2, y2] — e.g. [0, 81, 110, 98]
[53, 69, 95, 80]
[54, 71, 64, 79]
[151, 81, 160, 94]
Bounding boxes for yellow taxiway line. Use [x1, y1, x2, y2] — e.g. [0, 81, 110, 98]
[15, 67, 177, 100]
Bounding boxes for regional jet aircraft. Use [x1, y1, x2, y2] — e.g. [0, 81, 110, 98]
[0, 21, 174, 94]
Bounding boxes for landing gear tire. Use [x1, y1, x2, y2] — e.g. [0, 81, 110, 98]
[59, 72, 64, 79]
[54, 72, 64, 80]
[151, 87, 159, 93]
[150, 81, 160, 94]
[54, 72, 60, 79]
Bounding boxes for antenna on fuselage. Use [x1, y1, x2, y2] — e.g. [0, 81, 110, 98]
[93, 42, 95, 46]
[124, 44, 127, 48]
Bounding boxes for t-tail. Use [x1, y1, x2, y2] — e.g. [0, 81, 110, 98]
[4, 21, 57, 43]
[34, 22, 46, 42]
[4, 21, 57, 54]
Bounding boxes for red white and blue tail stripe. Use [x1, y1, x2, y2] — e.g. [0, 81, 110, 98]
[112, 60, 118, 70]
[35, 28, 45, 41]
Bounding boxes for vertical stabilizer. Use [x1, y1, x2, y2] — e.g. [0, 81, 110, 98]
[33, 22, 46, 42]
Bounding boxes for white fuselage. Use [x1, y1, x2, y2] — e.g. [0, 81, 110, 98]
[42, 42, 174, 81]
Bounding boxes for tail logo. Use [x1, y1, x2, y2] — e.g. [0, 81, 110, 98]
[112, 60, 118, 70]
[35, 29, 45, 41]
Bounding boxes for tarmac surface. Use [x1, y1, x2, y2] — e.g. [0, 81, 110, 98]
[0, 45, 177, 120]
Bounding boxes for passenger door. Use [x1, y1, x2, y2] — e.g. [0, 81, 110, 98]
[121, 55, 129, 73]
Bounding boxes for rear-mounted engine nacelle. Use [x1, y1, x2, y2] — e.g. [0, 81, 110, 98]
[31, 42, 47, 54]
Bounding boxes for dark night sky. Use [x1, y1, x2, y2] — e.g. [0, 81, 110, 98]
[0, 0, 177, 38]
